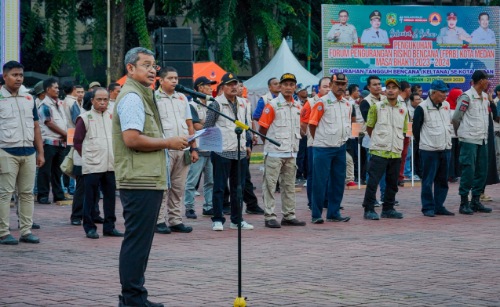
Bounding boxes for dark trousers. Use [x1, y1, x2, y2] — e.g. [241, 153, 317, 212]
[83, 171, 116, 233]
[71, 171, 84, 221]
[37, 144, 65, 201]
[296, 136, 308, 179]
[347, 138, 359, 181]
[449, 138, 461, 179]
[362, 155, 401, 210]
[211, 153, 246, 224]
[459, 141, 488, 197]
[311, 146, 346, 219]
[420, 150, 450, 214]
[243, 157, 259, 209]
[119, 189, 163, 306]
[306, 146, 328, 208]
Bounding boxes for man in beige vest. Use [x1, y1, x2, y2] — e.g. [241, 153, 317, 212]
[0, 61, 44, 245]
[452, 70, 492, 215]
[155, 66, 198, 234]
[74, 88, 123, 239]
[252, 77, 280, 121]
[362, 79, 408, 220]
[258, 73, 306, 228]
[37, 78, 69, 205]
[308, 73, 353, 224]
[114, 47, 188, 307]
[203, 72, 254, 231]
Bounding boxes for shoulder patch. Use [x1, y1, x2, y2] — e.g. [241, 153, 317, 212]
[317, 105, 323, 111]
[264, 108, 270, 114]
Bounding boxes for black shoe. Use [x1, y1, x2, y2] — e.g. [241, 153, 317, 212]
[103, 229, 124, 237]
[265, 219, 281, 228]
[245, 206, 265, 215]
[435, 208, 455, 216]
[471, 196, 492, 213]
[423, 211, 435, 217]
[37, 197, 51, 205]
[398, 181, 405, 187]
[448, 177, 458, 183]
[93, 216, 105, 224]
[311, 218, 324, 224]
[31, 222, 41, 229]
[202, 208, 214, 216]
[118, 295, 164, 307]
[364, 210, 380, 220]
[281, 218, 306, 226]
[86, 229, 99, 239]
[326, 216, 351, 222]
[19, 233, 40, 243]
[170, 223, 193, 233]
[71, 219, 82, 226]
[394, 200, 400, 206]
[0, 234, 18, 245]
[155, 222, 171, 234]
[185, 209, 197, 219]
[381, 209, 403, 219]
[459, 195, 474, 215]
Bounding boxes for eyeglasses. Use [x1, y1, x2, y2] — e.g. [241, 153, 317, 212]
[136, 64, 160, 71]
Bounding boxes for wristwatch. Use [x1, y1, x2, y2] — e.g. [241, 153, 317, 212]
[190, 147, 199, 153]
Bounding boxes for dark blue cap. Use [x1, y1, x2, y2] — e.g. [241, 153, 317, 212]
[430, 80, 448, 91]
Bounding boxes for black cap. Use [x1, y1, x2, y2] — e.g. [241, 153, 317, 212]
[370, 10, 381, 20]
[194, 76, 217, 89]
[280, 73, 297, 83]
[331, 73, 348, 83]
[471, 70, 490, 83]
[220, 72, 238, 85]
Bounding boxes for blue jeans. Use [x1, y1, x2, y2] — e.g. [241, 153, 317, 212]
[311, 145, 346, 219]
[184, 154, 213, 211]
[420, 150, 450, 214]
[404, 146, 412, 177]
[307, 146, 328, 209]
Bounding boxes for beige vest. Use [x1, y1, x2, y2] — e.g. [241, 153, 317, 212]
[306, 95, 321, 147]
[0, 87, 35, 148]
[62, 95, 77, 128]
[419, 98, 453, 151]
[263, 94, 301, 153]
[215, 95, 247, 152]
[39, 96, 68, 142]
[155, 89, 189, 142]
[190, 100, 208, 122]
[80, 108, 114, 174]
[457, 88, 489, 141]
[370, 99, 407, 154]
[313, 92, 353, 148]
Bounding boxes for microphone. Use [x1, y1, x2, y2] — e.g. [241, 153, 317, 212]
[175, 84, 215, 101]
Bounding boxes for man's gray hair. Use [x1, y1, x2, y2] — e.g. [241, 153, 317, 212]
[124, 47, 155, 66]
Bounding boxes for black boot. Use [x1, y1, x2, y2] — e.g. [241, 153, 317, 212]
[470, 195, 492, 213]
[381, 203, 403, 219]
[459, 195, 473, 215]
[363, 204, 379, 220]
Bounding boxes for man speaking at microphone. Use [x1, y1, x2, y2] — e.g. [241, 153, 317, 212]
[113, 47, 188, 307]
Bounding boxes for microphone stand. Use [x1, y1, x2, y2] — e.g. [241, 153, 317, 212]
[191, 96, 280, 307]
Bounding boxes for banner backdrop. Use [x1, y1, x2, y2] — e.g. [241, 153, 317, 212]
[322, 5, 499, 92]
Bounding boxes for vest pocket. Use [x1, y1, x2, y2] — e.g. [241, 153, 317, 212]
[0, 121, 18, 141]
[25, 120, 35, 142]
[131, 151, 162, 177]
[85, 146, 101, 165]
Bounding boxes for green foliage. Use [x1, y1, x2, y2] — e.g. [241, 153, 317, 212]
[126, 0, 152, 49]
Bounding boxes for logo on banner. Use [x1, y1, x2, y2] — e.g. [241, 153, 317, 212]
[386, 13, 397, 26]
[429, 13, 442, 26]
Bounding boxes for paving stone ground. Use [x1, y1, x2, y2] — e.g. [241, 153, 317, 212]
[2, 160, 500, 306]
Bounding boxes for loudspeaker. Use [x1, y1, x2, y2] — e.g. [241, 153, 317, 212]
[155, 44, 193, 61]
[161, 61, 193, 77]
[178, 77, 194, 89]
[155, 28, 192, 45]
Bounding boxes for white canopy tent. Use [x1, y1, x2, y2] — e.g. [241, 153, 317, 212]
[244, 39, 319, 108]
